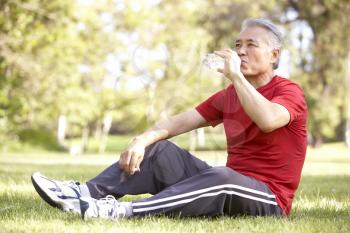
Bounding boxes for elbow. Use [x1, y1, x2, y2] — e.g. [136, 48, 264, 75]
[257, 120, 276, 133]
[255, 106, 290, 133]
[258, 119, 287, 133]
[260, 126, 274, 133]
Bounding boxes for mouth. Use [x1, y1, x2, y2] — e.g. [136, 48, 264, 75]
[240, 60, 248, 67]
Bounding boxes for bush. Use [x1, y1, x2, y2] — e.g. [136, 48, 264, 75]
[17, 128, 65, 151]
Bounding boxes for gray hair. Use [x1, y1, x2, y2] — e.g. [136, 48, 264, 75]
[241, 18, 282, 69]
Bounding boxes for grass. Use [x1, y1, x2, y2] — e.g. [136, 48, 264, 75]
[0, 142, 349, 232]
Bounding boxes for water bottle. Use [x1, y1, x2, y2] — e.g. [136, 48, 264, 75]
[202, 52, 241, 71]
[202, 53, 224, 70]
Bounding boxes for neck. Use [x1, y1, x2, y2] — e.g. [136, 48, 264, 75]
[245, 70, 275, 89]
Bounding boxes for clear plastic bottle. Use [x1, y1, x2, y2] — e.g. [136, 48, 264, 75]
[202, 52, 241, 71]
[202, 53, 224, 70]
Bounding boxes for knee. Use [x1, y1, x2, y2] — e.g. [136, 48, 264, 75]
[144, 140, 173, 160]
[153, 140, 171, 150]
[150, 140, 177, 154]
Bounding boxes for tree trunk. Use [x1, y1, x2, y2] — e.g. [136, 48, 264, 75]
[345, 53, 350, 148]
[346, 102, 350, 148]
[99, 113, 113, 154]
[312, 130, 323, 148]
[94, 121, 102, 139]
[57, 115, 67, 147]
[189, 130, 196, 152]
[197, 128, 205, 147]
[147, 81, 156, 124]
[81, 126, 89, 153]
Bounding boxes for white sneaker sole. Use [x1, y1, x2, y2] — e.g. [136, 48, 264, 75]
[31, 172, 80, 213]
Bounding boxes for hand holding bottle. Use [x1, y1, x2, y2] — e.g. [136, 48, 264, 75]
[202, 48, 242, 81]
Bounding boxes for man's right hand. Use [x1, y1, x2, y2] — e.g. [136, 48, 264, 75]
[119, 139, 146, 175]
[118, 109, 209, 175]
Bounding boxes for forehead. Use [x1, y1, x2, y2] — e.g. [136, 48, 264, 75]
[236, 26, 270, 43]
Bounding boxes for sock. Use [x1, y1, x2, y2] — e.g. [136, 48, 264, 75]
[79, 184, 91, 197]
[120, 202, 133, 217]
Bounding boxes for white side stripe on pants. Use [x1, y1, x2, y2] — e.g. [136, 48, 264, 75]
[132, 183, 275, 207]
[132, 188, 277, 213]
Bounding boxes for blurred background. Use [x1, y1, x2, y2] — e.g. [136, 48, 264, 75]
[1, 0, 349, 154]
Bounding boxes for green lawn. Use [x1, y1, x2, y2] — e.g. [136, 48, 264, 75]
[0, 143, 349, 233]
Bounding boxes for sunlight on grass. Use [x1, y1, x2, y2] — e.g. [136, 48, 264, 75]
[294, 196, 349, 212]
[0, 143, 349, 233]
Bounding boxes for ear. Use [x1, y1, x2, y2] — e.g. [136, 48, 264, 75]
[270, 48, 281, 67]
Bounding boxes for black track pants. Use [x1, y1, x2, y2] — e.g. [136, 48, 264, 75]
[86, 140, 283, 217]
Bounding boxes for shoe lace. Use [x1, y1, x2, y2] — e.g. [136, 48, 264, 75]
[96, 195, 125, 219]
[53, 180, 80, 197]
[61, 180, 79, 188]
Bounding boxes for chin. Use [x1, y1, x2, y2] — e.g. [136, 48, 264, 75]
[241, 67, 260, 77]
[241, 69, 254, 76]
[242, 72, 260, 79]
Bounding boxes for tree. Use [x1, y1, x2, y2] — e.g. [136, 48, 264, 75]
[283, 0, 350, 146]
[0, 0, 119, 149]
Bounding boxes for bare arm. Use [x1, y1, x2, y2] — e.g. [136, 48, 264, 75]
[135, 109, 209, 146]
[216, 49, 290, 133]
[231, 74, 290, 133]
[119, 109, 209, 174]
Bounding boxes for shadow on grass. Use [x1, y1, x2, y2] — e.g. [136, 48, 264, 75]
[0, 192, 81, 222]
[1, 194, 349, 227]
[0, 162, 108, 183]
[1, 159, 349, 224]
[1, 176, 348, 223]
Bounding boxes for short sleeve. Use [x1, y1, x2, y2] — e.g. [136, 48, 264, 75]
[195, 89, 225, 127]
[271, 82, 307, 125]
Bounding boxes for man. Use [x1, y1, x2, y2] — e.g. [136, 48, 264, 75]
[31, 18, 307, 220]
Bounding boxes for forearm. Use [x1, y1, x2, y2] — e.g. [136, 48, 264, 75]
[130, 116, 188, 147]
[131, 110, 207, 147]
[232, 74, 280, 132]
[120, 110, 206, 174]
[132, 124, 169, 148]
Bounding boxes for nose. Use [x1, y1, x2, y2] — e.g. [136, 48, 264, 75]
[236, 45, 246, 57]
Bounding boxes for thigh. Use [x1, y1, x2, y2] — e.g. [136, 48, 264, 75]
[216, 168, 283, 216]
[153, 166, 282, 217]
[145, 140, 212, 186]
[132, 166, 282, 217]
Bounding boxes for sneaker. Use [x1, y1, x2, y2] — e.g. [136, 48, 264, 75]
[31, 172, 82, 213]
[80, 195, 126, 220]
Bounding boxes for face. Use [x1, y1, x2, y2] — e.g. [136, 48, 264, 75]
[234, 26, 279, 77]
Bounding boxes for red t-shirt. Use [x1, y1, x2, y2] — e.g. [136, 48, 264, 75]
[195, 75, 307, 215]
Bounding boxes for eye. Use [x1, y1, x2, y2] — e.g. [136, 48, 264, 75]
[235, 43, 241, 48]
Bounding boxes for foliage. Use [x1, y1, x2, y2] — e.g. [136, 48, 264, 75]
[0, 0, 349, 149]
[0, 1, 115, 137]
[17, 128, 64, 150]
[283, 0, 350, 145]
